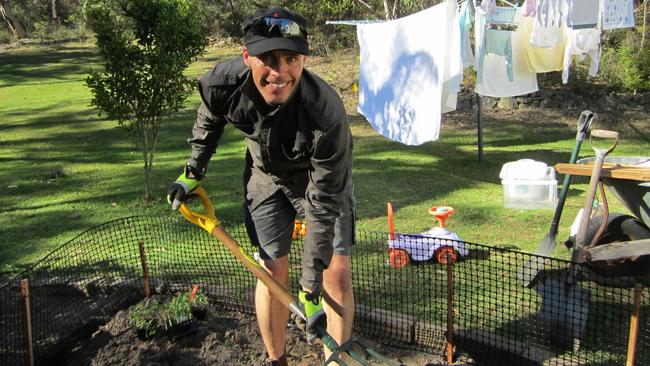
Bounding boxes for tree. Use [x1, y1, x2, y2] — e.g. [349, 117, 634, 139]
[51, 0, 60, 25]
[1, 0, 27, 39]
[86, 0, 206, 201]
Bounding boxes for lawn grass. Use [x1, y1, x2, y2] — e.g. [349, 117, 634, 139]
[2, 41, 649, 277]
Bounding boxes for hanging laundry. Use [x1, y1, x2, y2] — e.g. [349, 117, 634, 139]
[566, 0, 599, 29]
[562, 28, 600, 83]
[521, 0, 537, 17]
[442, 0, 464, 113]
[356, 0, 462, 145]
[602, 0, 635, 29]
[475, 7, 538, 97]
[479, 0, 497, 15]
[530, 0, 564, 48]
[459, 0, 476, 69]
[477, 6, 518, 84]
[520, 15, 565, 73]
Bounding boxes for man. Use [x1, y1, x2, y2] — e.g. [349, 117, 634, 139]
[167, 7, 355, 366]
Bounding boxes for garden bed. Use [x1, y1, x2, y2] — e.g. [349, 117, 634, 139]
[60, 296, 472, 366]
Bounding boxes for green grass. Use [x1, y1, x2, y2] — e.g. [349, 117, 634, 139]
[1, 41, 649, 276]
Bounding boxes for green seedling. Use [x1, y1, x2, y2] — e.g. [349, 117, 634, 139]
[187, 286, 209, 312]
[163, 293, 193, 329]
[129, 298, 161, 340]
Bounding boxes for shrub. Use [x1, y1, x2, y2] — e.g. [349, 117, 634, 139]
[85, 0, 207, 201]
[600, 28, 650, 92]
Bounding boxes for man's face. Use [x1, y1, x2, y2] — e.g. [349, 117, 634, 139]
[243, 48, 306, 106]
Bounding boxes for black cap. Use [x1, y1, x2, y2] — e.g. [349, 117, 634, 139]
[243, 7, 309, 56]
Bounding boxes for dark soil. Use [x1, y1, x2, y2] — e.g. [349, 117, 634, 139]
[63, 300, 471, 366]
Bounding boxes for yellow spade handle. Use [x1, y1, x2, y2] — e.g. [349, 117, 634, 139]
[178, 186, 219, 234]
[178, 186, 299, 314]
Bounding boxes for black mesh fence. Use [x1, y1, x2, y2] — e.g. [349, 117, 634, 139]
[1, 215, 648, 365]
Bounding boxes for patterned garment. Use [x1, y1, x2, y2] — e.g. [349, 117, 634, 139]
[601, 0, 635, 29]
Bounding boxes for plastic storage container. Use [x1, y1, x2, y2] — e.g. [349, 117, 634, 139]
[499, 159, 558, 209]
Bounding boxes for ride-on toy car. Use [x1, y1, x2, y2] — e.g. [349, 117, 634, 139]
[387, 203, 468, 269]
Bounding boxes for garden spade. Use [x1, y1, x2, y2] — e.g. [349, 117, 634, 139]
[520, 110, 594, 288]
[178, 186, 402, 366]
[570, 129, 619, 267]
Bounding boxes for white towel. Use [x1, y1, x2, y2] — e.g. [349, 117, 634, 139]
[356, 0, 462, 145]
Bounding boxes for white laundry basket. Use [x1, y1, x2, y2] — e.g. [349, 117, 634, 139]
[499, 159, 558, 209]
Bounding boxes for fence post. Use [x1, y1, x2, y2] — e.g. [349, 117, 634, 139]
[138, 240, 151, 297]
[20, 279, 34, 366]
[626, 283, 644, 366]
[446, 253, 454, 365]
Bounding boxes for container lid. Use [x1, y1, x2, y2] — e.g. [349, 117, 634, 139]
[499, 159, 551, 180]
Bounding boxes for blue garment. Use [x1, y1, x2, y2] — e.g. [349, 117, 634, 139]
[459, 0, 475, 67]
[477, 7, 518, 83]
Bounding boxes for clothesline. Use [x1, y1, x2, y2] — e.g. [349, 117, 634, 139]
[327, 0, 635, 160]
[325, 20, 385, 25]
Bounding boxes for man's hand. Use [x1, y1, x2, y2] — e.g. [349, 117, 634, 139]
[167, 166, 201, 210]
[295, 289, 327, 344]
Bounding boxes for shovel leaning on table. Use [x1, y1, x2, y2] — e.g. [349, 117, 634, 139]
[569, 129, 620, 269]
[178, 186, 402, 366]
[519, 110, 594, 288]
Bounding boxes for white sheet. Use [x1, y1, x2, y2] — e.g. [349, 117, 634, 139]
[356, 0, 462, 145]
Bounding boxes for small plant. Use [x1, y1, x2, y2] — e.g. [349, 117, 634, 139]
[129, 298, 161, 340]
[187, 284, 209, 320]
[163, 293, 193, 329]
[162, 291, 200, 340]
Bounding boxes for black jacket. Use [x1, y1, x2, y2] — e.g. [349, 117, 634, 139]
[187, 56, 353, 291]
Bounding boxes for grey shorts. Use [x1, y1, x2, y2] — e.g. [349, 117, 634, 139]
[244, 187, 356, 260]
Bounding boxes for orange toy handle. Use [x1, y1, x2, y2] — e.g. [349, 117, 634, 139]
[387, 202, 395, 240]
[428, 206, 455, 228]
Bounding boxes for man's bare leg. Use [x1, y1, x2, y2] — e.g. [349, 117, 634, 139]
[322, 254, 355, 362]
[256, 256, 290, 360]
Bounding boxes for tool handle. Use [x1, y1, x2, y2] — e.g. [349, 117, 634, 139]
[180, 187, 400, 365]
[213, 225, 299, 309]
[577, 110, 594, 135]
[178, 186, 219, 233]
[574, 129, 619, 257]
[179, 187, 299, 314]
[550, 111, 594, 236]
[590, 129, 619, 140]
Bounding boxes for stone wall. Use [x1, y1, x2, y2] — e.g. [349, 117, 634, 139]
[473, 89, 650, 113]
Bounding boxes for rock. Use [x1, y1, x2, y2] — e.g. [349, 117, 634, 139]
[497, 97, 517, 110]
[481, 97, 498, 108]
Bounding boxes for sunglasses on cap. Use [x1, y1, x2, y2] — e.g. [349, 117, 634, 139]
[246, 17, 307, 38]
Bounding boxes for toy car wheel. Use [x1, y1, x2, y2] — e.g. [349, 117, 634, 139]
[434, 246, 458, 264]
[389, 248, 410, 269]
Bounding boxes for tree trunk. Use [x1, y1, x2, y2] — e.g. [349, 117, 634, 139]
[382, 0, 391, 19]
[1, 0, 27, 39]
[51, 0, 60, 25]
[641, 0, 647, 50]
[138, 116, 159, 203]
